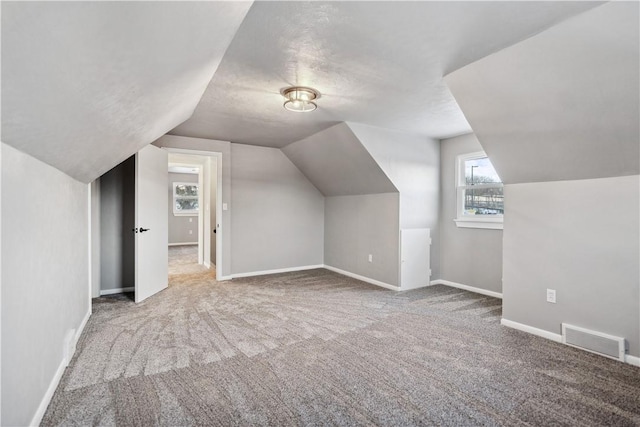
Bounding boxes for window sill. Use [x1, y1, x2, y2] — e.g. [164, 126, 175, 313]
[173, 212, 199, 217]
[454, 217, 503, 230]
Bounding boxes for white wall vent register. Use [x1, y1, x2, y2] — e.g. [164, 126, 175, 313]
[562, 323, 625, 361]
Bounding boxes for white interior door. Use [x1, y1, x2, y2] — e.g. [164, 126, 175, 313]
[135, 145, 168, 303]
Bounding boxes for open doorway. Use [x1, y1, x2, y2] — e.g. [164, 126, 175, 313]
[167, 162, 200, 272]
[165, 150, 221, 280]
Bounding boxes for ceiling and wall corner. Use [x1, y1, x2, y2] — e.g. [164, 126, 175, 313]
[444, 1, 638, 185]
[281, 123, 397, 196]
[1, 1, 253, 183]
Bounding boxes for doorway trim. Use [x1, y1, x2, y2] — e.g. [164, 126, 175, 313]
[163, 148, 224, 281]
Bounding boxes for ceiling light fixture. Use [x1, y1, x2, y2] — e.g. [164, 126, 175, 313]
[282, 86, 320, 112]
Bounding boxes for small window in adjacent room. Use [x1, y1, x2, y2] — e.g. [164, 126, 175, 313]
[455, 151, 504, 229]
[173, 182, 199, 216]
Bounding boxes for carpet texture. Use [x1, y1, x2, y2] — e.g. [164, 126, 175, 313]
[42, 246, 640, 426]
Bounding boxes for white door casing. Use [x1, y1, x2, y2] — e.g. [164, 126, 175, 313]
[135, 145, 169, 303]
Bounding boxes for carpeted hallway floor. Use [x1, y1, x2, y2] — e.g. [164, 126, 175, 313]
[42, 246, 640, 426]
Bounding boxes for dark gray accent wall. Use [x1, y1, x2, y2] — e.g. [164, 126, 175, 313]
[168, 172, 199, 245]
[325, 193, 400, 286]
[439, 133, 503, 292]
[502, 175, 639, 357]
[91, 179, 101, 298]
[445, 2, 639, 185]
[281, 123, 397, 196]
[1, 143, 89, 426]
[99, 156, 135, 291]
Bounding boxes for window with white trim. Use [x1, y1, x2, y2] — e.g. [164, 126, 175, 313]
[455, 151, 504, 229]
[173, 182, 199, 216]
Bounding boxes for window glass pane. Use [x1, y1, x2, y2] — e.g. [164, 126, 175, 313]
[175, 184, 198, 197]
[464, 186, 504, 215]
[175, 198, 199, 212]
[465, 157, 501, 185]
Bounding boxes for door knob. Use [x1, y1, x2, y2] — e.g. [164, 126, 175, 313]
[139, 227, 150, 233]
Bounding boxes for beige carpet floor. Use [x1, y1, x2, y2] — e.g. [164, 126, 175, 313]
[42, 246, 640, 426]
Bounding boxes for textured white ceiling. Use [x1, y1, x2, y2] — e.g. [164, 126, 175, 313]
[170, 1, 601, 148]
[1, 1, 252, 183]
[445, 1, 639, 184]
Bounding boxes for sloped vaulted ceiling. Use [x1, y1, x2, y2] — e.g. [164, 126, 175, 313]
[445, 1, 639, 185]
[282, 123, 397, 196]
[1, 1, 252, 183]
[170, 1, 601, 148]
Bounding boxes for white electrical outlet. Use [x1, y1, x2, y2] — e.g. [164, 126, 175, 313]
[189, 217, 193, 223]
[368, 254, 373, 263]
[223, 203, 228, 211]
[189, 230, 193, 235]
[546, 289, 556, 304]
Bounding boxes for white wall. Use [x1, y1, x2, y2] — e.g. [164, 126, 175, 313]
[230, 144, 324, 274]
[502, 175, 640, 357]
[1, 143, 90, 426]
[168, 172, 199, 245]
[325, 193, 400, 287]
[348, 123, 440, 279]
[439, 133, 503, 292]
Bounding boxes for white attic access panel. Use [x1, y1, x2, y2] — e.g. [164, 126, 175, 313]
[400, 229, 431, 291]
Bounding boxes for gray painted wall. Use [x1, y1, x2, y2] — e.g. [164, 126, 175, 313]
[282, 123, 397, 196]
[348, 123, 441, 279]
[1, 143, 90, 426]
[168, 172, 199, 245]
[439, 133, 503, 292]
[445, 2, 639, 185]
[155, 136, 324, 277]
[99, 157, 135, 292]
[502, 175, 640, 357]
[230, 144, 324, 274]
[325, 193, 400, 286]
[154, 135, 232, 278]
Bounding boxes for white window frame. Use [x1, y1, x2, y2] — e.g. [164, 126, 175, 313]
[173, 182, 199, 216]
[454, 151, 503, 230]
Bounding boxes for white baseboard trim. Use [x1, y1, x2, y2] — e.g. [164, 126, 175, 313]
[501, 318, 640, 367]
[323, 265, 400, 291]
[100, 287, 134, 296]
[231, 264, 324, 279]
[625, 354, 640, 367]
[204, 261, 211, 269]
[168, 242, 197, 247]
[30, 308, 91, 427]
[30, 356, 66, 427]
[500, 318, 562, 342]
[75, 309, 91, 344]
[430, 279, 502, 299]
[218, 275, 233, 281]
